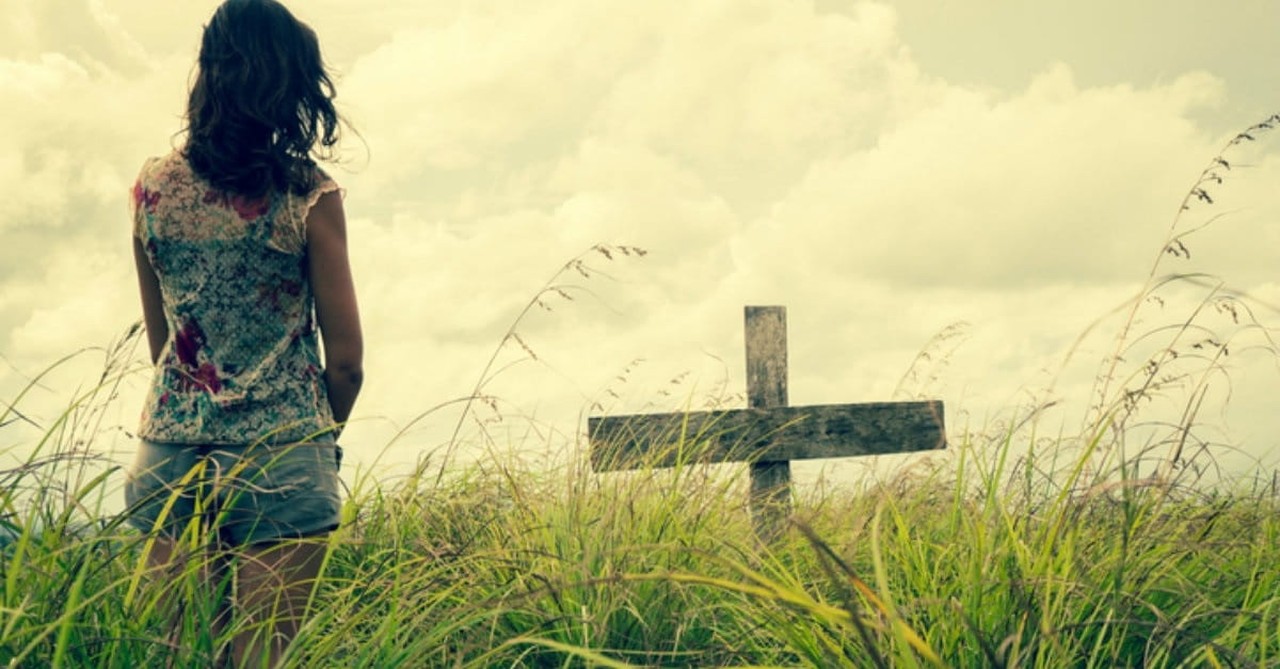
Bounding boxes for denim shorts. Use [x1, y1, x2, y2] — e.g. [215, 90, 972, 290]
[124, 440, 344, 546]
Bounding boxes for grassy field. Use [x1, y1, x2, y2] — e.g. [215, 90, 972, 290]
[1, 388, 1277, 668]
[2, 117, 1279, 667]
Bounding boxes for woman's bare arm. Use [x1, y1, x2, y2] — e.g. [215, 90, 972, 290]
[306, 190, 364, 429]
[133, 237, 168, 364]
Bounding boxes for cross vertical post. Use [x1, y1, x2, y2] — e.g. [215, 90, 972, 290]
[744, 306, 791, 541]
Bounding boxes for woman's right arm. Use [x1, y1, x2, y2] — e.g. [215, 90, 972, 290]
[306, 190, 364, 430]
[133, 237, 168, 364]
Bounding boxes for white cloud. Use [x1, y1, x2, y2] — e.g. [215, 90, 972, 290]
[340, 1, 671, 183]
[0, 1, 40, 56]
[749, 66, 1227, 288]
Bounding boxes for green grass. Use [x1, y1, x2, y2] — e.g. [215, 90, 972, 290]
[1, 377, 1278, 667]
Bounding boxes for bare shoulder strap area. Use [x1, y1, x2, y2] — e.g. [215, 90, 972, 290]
[275, 170, 342, 254]
[130, 156, 163, 240]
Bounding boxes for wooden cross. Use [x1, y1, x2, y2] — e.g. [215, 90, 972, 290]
[587, 306, 947, 540]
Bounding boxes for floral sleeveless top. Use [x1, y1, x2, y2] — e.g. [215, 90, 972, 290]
[131, 151, 339, 445]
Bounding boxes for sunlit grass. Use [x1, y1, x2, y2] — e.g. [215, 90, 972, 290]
[1, 357, 1278, 667]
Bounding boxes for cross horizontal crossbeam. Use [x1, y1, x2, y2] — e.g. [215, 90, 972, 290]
[588, 400, 945, 472]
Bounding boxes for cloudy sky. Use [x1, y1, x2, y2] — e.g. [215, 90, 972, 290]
[2, 0, 1278, 487]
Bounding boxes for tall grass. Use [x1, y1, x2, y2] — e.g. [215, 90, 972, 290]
[1, 116, 1278, 667]
[3, 402, 1278, 667]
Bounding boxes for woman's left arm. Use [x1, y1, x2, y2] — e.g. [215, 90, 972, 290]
[133, 237, 168, 364]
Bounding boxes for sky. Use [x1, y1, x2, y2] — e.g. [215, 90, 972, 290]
[2, 0, 1278, 489]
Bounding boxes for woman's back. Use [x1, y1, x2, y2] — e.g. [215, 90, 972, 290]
[132, 151, 340, 445]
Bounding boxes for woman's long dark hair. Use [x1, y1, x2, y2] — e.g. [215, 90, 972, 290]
[184, 0, 341, 197]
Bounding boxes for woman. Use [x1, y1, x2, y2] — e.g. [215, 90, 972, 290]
[124, 1, 362, 665]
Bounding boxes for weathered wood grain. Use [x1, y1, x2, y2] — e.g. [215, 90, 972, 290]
[586, 304, 948, 542]
[745, 306, 788, 409]
[588, 400, 946, 472]
[745, 306, 792, 541]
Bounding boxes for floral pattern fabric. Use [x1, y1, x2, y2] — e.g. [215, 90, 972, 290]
[132, 151, 340, 445]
